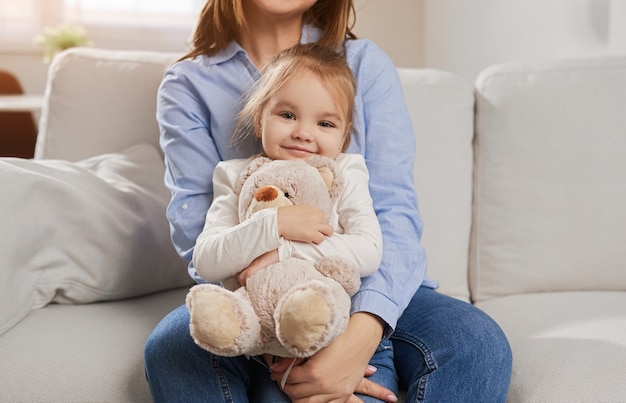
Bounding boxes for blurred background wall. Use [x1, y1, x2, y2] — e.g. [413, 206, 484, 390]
[1, 0, 625, 94]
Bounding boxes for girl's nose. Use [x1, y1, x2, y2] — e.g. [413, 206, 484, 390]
[293, 124, 313, 141]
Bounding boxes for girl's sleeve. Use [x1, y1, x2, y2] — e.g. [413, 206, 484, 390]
[192, 161, 282, 282]
[281, 154, 383, 276]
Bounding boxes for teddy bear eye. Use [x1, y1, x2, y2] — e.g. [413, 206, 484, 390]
[284, 192, 289, 198]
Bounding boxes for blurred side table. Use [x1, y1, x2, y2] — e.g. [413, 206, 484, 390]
[0, 95, 43, 158]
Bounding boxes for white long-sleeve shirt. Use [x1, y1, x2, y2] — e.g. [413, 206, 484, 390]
[193, 153, 383, 283]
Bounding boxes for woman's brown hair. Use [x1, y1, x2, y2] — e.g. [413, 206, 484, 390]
[181, 0, 356, 61]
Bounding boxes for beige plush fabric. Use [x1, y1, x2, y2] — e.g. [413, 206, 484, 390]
[477, 292, 626, 402]
[471, 57, 626, 301]
[400, 68, 475, 301]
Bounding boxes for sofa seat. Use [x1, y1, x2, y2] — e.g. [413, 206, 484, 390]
[0, 287, 187, 402]
[478, 292, 626, 402]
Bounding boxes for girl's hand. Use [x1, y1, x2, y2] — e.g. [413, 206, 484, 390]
[270, 312, 398, 403]
[277, 205, 333, 244]
[236, 249, 279, 286]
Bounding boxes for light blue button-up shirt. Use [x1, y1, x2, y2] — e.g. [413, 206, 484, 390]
[157, 25, 436, 334]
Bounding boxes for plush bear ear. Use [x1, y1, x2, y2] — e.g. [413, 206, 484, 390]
[317, 166, 334, 190]
[305, 155, 344, 201]
[235, 155, 273, 195]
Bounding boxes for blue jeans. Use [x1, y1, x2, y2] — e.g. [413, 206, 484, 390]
[145, 286, 512, 402]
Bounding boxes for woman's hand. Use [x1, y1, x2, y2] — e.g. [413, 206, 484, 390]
[277, 205, 333, 244]
[236, 249, 279, 286]
[270, 312, 398, 403]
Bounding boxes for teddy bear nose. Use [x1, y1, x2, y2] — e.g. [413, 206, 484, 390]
[254, 186, 278, 202]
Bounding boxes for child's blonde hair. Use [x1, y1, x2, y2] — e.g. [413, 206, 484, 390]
[234, 44, 356, 152]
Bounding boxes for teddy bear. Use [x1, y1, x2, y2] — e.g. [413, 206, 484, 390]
[186, 155, 361, 359]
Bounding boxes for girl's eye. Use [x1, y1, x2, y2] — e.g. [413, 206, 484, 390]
[280, 112, 295, 120]
[319, 121, 335, 128]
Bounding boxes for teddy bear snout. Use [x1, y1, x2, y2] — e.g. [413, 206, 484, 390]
[255, 186, 280, 202]
[246, 185, 294, 219]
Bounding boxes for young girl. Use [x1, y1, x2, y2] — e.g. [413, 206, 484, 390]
[190, 46, 383, 380]
[193, 43, 383, 292]
[146, 1, 512, 402]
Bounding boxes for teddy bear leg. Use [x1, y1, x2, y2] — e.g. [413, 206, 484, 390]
[186, 284, 261, 357]
[274, 279, 351, 357]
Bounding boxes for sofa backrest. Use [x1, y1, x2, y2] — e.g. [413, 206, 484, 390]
[35, 48, 476, 302]
[471, 56, 626, 302]
[399, 68, 475, 301]
[35, 48, 179, 161]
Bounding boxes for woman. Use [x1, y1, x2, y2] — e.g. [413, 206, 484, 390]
[145, 1, 512, 402]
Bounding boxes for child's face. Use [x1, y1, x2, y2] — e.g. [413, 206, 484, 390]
[257, 70, 348, 161]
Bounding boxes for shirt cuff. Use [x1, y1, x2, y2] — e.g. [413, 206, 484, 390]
[350, 289, 401, 339]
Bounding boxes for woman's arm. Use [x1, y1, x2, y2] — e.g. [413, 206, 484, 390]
[158, 62, 223, 281]
[157, 57, 263, 283]
[348, 39, 428, 333]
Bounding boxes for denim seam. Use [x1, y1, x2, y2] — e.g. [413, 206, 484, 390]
[212, 354, 235, 403]
[390, 331, 438, 403]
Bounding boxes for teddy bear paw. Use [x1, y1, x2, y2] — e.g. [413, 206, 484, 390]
[186, 284, 261, 356]
[275, 280, 350, 357]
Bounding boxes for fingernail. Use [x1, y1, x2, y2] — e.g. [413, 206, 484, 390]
[387, 394, 398, 402]
[367, 365, 377, 373]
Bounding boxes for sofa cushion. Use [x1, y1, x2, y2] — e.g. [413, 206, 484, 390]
[471, 56, 626, 301]
[35, 48, 179, 161]
[0, 287, 188, 402]
[477, 292, 626, 402]
[0, 144, 191, 336]
[399, 68, 475, 301]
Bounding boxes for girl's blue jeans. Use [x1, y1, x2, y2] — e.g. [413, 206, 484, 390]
[145, 286, 512, 402]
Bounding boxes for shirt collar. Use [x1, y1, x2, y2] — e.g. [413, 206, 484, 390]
[206, 24, 323, 66]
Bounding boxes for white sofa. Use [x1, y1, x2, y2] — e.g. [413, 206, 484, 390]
[1, 48, 625, 402]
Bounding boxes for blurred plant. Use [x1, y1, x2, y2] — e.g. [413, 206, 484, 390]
[34, 24, 91, 63]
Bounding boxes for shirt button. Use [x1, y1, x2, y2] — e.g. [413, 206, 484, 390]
[182, 203, 188, 210]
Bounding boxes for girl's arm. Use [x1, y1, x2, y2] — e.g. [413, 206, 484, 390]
[278, 154, 383, 276]
[192, 159, 284, 282]
[195, 155, 381, 283]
